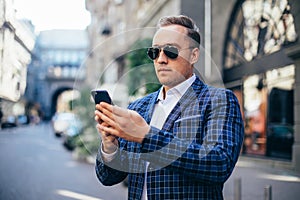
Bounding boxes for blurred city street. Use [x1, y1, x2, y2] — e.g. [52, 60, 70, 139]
[0, 123, 127, 200]
[1, 123, 299, 200]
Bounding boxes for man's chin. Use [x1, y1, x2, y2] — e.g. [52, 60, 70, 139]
[159, 80, 180, 89]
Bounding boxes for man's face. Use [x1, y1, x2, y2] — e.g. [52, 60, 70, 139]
[152, 24, 199, 90]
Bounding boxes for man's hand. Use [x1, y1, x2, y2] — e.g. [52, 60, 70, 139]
[95, 108, 118, 154]
[95, 102, 150, 144]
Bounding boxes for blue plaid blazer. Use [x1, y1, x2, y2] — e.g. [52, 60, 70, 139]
[96, 76, 244, 200]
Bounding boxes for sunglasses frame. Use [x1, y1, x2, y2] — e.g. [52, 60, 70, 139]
[147, 45, 194, 60]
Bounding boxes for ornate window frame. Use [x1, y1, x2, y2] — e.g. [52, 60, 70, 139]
[223, 0, 297, 85]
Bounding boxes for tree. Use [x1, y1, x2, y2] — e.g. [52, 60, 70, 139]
[126, 38, 161, 96]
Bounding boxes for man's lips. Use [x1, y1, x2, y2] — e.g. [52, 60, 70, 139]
[157, 67, 172, 72]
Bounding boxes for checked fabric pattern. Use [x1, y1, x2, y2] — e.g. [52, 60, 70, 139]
[95, 76, 244, 200]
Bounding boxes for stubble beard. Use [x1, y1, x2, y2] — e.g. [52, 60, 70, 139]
[158, 73, 186, 89]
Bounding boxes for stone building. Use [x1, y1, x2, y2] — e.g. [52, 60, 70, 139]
[0, 0, 35, 122]
[85, 0, 300, 171]
[25, 29, 89, 119]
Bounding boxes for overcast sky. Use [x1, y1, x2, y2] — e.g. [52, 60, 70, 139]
[14, 0, 91, 32]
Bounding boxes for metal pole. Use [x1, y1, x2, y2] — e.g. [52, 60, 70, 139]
[234, 177, 241, 200]
[204, 0, 212, 78]
[264, 185, 272, 200]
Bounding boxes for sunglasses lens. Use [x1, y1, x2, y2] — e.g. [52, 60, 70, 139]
[147, 46, 179, 60]
[164, 46, 178, 59]
[147, 47, 159, 60]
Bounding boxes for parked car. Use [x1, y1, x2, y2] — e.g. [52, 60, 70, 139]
[1, 115, 17, 128]
[51, 112, 82, 137]
[17, 115, 29, 125]
[62, 120, 83, 151]
[266, 124, 294, 159]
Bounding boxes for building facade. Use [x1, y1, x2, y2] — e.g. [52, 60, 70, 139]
[25, 30, 89, 119]
[85, 0, 300, 171]
[0, 0, 35, 122]
[219, 0, 300, 171]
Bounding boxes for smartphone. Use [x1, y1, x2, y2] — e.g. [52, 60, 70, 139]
[91, 89, 112, 104]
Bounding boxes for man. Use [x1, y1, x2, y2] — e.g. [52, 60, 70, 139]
[94, 15, 244, 199]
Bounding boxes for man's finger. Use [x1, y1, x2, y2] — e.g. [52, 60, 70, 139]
[95, 108, 113, 126]
[97, 102, 113, 112]
[112, 105, 130, 117]
[98, 124, 120, 137]
[99, 102, 129, 118]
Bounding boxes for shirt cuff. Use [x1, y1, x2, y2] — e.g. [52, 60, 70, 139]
[101, 142, 118, 162]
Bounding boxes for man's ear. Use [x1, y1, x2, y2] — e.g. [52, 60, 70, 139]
[190, 48, 200, 65]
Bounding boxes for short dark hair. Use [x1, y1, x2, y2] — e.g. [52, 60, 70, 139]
[157, 15, 201, 48]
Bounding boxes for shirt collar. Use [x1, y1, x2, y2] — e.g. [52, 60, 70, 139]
[157, 74, 196, 101]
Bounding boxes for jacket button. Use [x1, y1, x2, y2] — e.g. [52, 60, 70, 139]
[148, 166, 154, 171]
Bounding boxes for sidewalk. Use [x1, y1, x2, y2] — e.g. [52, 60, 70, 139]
[224, 156, 300, 200]
[81, 151, 300, 199]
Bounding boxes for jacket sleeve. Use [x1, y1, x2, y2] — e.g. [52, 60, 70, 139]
[95, 146, 128, 186]
[140, 89, 244, 184]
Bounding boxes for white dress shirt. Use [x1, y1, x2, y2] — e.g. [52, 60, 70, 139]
[142, 74, 196, 199]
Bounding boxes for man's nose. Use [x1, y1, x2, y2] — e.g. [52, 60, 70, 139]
[156, 50, 168, 63]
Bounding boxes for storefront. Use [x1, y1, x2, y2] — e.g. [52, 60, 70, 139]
[242, 66, 294, 158]
[223, 0, 298, 159]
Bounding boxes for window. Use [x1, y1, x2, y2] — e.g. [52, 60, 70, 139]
[224, 0, 297, 69]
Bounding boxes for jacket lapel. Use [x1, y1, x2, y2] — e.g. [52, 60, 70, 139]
[144, 90, 160, 124]
[162, 77, 205, 131]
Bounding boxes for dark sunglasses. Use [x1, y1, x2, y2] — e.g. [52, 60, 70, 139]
[147, 45, 193, 60]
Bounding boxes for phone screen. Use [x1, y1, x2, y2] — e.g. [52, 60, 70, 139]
[91, 90, 112, 104]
